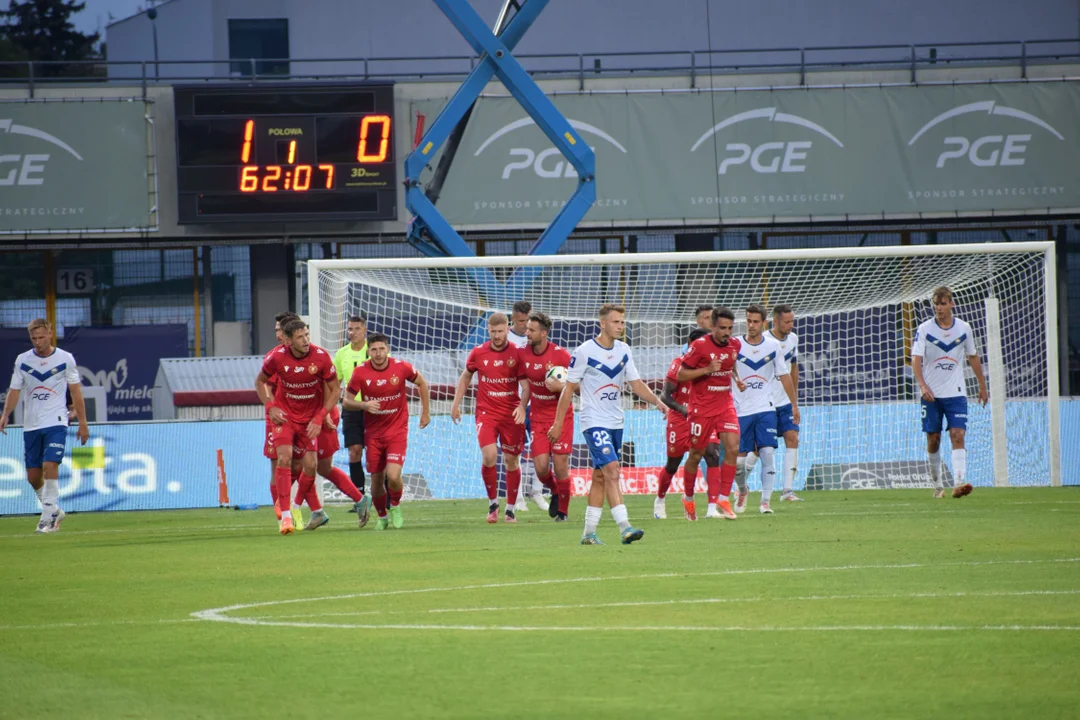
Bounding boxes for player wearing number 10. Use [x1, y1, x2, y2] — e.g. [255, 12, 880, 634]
[550, 304, 667, 545]
[911, 286, 988, 499]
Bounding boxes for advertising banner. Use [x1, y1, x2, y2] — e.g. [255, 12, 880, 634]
[0, 325, 188, 422]
[415, 81, 1080, 227]
[0, 100, 152, 233]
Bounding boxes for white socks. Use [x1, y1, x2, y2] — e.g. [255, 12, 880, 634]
[928, 452, 942, 488]
[783, 448, 798, 493]
[734, 457, 748, 493]
[759, 447, 776, 505]
[952, 449, 967, 485]
[583, 505, 602, 536]
[610, 504, 630, 532]
[34, 485, 44, 503]
[40, 479, 59, 518]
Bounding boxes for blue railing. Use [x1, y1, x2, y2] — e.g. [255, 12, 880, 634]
[0, 38, 1077, 96]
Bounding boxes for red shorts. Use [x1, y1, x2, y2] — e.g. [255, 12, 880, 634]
[269, 419, 317, 456]
[666, 414, 690, 457]
[366, 434, 407, 474]
[317, 425, 340, 459]
[530, 413, 574, 457]
[688, 406, 739, 450]
[476, 412, 524, 455]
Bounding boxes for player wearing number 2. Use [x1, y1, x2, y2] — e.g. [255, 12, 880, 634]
[911, 286, 988, 498]
[550, 304, 667, 545]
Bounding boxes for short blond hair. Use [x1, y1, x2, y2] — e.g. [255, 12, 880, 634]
[27, 318, 50, 334]
[488, 312, 508, 327]
[599, 303, 626, 320]
[932, 286, 954, 303]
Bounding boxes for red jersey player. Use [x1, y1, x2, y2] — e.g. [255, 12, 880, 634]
[522, 312, 573, 522]
[261, 311, 309, 531]
[677, 307, 746, 521]
[653, 327, 712, 520]
[450, 312, 530, 524]
[255, 318, 339, 535]
[343, 332, 431, 530]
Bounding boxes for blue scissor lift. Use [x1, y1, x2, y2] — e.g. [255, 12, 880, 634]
[403, 0, 596, 340]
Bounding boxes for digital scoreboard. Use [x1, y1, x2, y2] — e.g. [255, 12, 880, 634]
[174, 83, 397, 224]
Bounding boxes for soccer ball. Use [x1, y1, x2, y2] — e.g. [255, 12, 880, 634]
[546, 366, 568, 383]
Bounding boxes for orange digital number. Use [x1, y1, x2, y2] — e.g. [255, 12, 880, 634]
[241, 120, 254, 163]
[356, 114, 391, 163]
[293, 164, 312, 191]
[318, 164, 335, 189]
[262, 165, 282, 192]
[287, 140, 297, 164]
[240, 165, 259, 192]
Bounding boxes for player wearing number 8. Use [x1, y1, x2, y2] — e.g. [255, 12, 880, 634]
[911, 286, 988, 499]
[550, 304, 668, 545]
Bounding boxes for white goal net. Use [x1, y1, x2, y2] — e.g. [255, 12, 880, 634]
[308, 242, 1060, 501]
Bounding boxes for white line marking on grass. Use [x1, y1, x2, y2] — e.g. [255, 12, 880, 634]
[192, 557, 1080, 630]
[0, 618, 199, 631]
[256, 588, 1080, 619]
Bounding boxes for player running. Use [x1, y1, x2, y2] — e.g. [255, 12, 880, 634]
[654, 328, 710, 519]
[261, 312, 307, 530]
[506, 300, 549, 513]
[521, 312, 573, 522]
[343, 333, 431, 529]
[0, 318, 89, 533]
[677, 307, 746, 521]
[451, 313, 530, 523]
[731, 305, 799, 514]
[550, 303, 667, 545]
[911, 286, 988, 498]
[255, 318, 339, 535]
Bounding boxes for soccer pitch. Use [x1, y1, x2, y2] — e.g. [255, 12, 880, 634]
[2, 489, 1078, 719]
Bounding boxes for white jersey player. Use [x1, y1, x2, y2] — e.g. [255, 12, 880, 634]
[732, 305, 798, 513]
[549, 303, 667, 545]
[911, 286, 988, 498]
[765, 303, 803, 501]
[0, 318, 89, 533]
[507, 300, 548, 513]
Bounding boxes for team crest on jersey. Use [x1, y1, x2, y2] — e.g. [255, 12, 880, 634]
[308, 364, 317, 374]
[507, 357, 516, 367]
[50, 367, 58, 375]
[390, 375, 399, 385]
[545, 362, 553, 370]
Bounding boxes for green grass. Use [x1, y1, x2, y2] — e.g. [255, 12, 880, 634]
[2, 489, 1079, 719]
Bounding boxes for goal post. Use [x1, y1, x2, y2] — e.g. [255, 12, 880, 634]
[307, 241, 1060, 499]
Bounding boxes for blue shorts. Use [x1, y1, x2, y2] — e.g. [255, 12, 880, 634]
[738, 411, 778, 453]
[921, 396, 968, 434]
[584, 427, 622, 469]
[776, 403, 800, 436]
[24, 425, 68, 469]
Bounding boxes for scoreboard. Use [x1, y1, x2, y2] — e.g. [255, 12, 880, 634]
[174, 83, 397, 224]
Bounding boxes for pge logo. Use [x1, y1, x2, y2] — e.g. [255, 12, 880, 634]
[0, 119, 83, 186]
[908, 101, 1064, 168]
[473, 117, 627, 179]
[745, 379, 766, 391]
[30, 390, 53, 401]
[935, 361, 957, 372]
[690, 107, 844, 174]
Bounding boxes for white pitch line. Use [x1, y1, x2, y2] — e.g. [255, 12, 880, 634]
[255, 588, 1080, 620]
[192, 557, 1080, 629]
[0, 618, 199, 631]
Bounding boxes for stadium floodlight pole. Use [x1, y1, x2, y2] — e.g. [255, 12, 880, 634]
[403, 0, 596, 264]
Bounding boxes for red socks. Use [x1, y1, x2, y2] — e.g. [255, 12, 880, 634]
[373, 493, 388, 517]
[275, 466, 292, 510]
[684, 467, 697, 498]
[295, 472, 322, 511]
[481, 465, 498, 501]
[326, 466, 363, 502]
[535, 470, 557, 493]
[556, 478, 571, 514]
[506, 468, 521, 506]
[389, 487, 402, 507]
[269, 480, 279, 506]
[657, 467, 673, 498]
[706, 466, 721, 504]
[719, 462, 736, 497]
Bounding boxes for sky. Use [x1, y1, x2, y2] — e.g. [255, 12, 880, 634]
[71, 0, 149, 36]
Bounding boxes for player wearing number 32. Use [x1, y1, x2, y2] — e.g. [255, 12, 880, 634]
[550, 304, 668, 545]
[911, 285, 988, 499]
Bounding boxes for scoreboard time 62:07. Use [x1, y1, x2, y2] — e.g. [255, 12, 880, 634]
[174, 82, 397, 224]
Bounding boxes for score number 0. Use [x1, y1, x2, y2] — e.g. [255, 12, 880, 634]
[239, 115, 391, 193]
